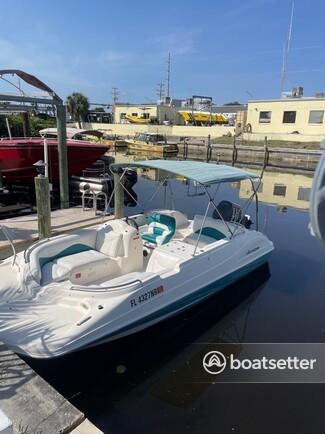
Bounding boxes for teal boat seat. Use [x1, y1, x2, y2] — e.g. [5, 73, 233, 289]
[142, 212, 176, 245]
[194, 227, 226, 241]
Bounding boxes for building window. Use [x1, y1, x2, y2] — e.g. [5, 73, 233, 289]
[142, 113, 150, 119]
[297, 187, 311, 201]
[132, 113, 138, 116]
[273, 184, 287, 196]
[308, 110, 324, 124]
[251, 180, 263, 193]
[120, 113, 126, 119]
[282, 111, 296, 123]
[259, 111, 272, 123]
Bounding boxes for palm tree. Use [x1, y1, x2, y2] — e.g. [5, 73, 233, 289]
[66, 92, 89, 128]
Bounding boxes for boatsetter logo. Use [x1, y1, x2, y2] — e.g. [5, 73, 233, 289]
[203, 351, 227, 375]
[202, 347, 317, 379]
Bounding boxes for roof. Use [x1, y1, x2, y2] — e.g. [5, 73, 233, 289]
[248, 97, 325, 103]
[39, 128, 104, 139]
[110, 160, 258, 185]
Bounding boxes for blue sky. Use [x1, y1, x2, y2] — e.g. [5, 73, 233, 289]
[1, 0, 325, 105]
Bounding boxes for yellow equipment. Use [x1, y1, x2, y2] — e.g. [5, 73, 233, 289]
[179, 111, 228, 125]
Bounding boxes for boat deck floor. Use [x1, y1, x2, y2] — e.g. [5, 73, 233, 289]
[0, 206, 114, 260]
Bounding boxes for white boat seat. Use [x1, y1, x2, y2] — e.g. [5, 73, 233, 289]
[41, 250, 120, 285]
[184, 233, 218, 248]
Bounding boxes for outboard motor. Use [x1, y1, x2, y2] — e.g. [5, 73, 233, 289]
[213, 200, 252, 229]
[123, 169, 138, 207]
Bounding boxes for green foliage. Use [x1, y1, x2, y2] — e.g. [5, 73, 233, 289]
[92, 106, 105, 112]
[223, 101, 241, 106]
[66, 92, 90, 127]
[0, 114, 56, 138]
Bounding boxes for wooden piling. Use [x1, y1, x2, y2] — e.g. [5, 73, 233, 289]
[34, 176, 51, 239]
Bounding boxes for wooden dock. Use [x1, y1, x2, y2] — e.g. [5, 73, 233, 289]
[0, 206, 113, 260]
[0, 342, 103, 433]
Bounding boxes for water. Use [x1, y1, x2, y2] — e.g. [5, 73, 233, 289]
[29, 154, 325, 434]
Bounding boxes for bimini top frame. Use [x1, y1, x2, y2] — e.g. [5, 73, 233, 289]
[110, 160, 262, 255]
[110, 160, 259, 185]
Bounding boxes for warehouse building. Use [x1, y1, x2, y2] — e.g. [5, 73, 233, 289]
[245, 93, 325, 141]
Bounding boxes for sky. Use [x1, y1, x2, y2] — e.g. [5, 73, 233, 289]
[1, 0, 325, 105]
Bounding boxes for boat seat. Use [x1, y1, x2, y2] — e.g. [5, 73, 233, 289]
[142, 212, 176, 245]
[192, 215, 230, 238]
[184, 233, 218, 248]
[41, 249, 120, 285]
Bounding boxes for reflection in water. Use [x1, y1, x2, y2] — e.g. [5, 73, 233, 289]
[238, 169, 313, 210]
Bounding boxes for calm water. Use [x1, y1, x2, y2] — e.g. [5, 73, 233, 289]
[30, 156, 325, 434]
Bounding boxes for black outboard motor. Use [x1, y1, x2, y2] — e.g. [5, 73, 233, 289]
[123, 169, 138, 207]
[213, 200, 252, 229]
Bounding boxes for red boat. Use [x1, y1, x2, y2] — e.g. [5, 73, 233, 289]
[0, 138, 109, 184]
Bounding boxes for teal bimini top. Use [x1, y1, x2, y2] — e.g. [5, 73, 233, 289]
[110, 160, 259, 185]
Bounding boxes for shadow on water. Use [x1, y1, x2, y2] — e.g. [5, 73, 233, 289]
[28, 265, 270, 424]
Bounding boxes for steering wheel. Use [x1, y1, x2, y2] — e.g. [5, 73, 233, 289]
[125, 217, 139, 231]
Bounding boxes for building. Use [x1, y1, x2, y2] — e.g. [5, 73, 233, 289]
[245, 96, 325, 142]
[113, 102, 184, 125]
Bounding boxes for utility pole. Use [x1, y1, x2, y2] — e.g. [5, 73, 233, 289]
[166, 52, 171, 98]
[156, 82, 165, 101]
[112, 87, 119, 104]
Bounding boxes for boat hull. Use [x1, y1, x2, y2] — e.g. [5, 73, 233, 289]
[0, 138, 109, 184]
[85, 251, 271, 349]
[126, 140, 178, 154]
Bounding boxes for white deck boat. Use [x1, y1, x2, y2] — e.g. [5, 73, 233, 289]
[0, 160, 274, 358]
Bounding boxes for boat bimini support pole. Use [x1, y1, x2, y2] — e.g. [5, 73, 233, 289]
[193, 200, 211, 256]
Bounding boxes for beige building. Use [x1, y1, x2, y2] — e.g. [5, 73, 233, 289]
[245, 97, 325, 142]
[113, 103, 184, 125]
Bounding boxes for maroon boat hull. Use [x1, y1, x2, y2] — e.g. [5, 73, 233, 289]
[0, 138, 109, 184]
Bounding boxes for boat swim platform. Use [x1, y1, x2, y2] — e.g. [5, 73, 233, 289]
[0, 206, 114, 260]
[0, 342, 103, 433]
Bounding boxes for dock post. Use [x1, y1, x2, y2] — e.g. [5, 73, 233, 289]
[113, 171, 124, 219]
[56, 104, 69, 209]
[206, 134, 212, 161]
[34, 176, 51, 239]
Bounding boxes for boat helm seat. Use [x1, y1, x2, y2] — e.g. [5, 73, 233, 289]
[141, 212, 176, 245]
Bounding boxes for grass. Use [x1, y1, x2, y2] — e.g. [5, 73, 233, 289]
[211, 136, 321, 150]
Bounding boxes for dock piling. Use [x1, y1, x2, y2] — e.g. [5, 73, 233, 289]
[34, 176, 51, 239]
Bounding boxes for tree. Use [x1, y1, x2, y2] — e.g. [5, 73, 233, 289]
[223, 101, 241, 106]
[66, 92, 90, 127]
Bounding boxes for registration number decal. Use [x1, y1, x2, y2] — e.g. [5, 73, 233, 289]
[130, 285, 164, 308]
